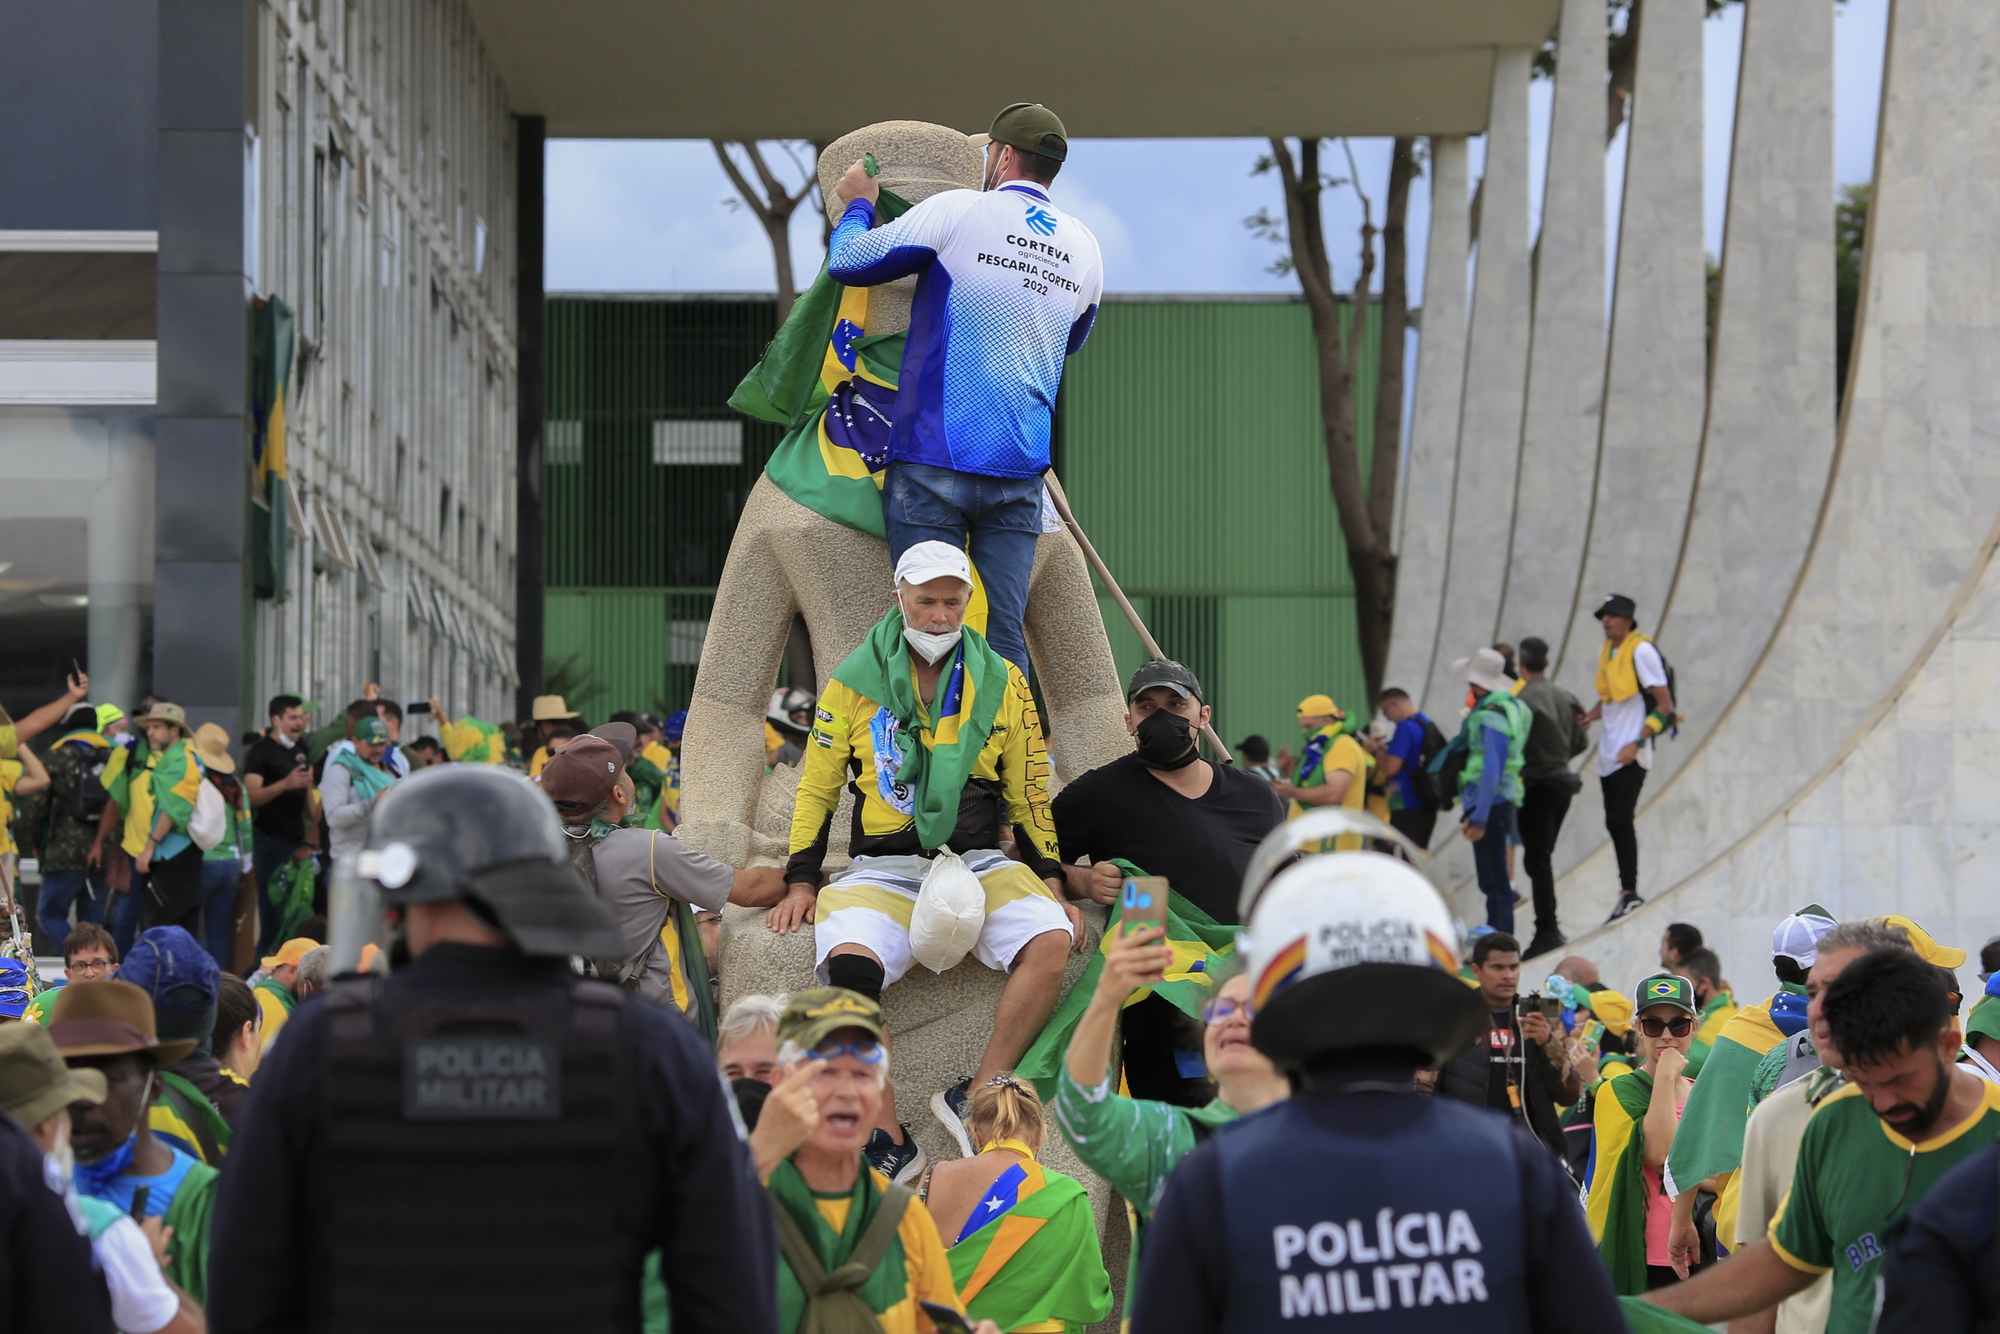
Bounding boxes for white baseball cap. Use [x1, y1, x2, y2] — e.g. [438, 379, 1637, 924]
[893, 540, 972, 589]
[1772, 906, 1838, 967]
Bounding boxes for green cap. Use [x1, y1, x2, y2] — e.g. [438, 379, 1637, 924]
[1634, 972, 1698, 1017]
[1966, 994, 2000, 1045]
[986, 103, 1068, 162]
[778, 987, 887, 1051]
[353, 715, 389, 744]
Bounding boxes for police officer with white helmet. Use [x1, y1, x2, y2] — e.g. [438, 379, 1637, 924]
[1132, 810, 1622, 1333]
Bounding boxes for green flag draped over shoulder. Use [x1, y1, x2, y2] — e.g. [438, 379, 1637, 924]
[251, 295, 294, 600]
[1016, 860, 1237, 1098]
[1620, 1295, 1715, 1334]
[829, 611, 1009, 852]
[950, 1158, 1112, 1333]
[732, 191, 913, 537]
[1584, 1070, 1656, 1296]
[1664, 992, 1792, 1198]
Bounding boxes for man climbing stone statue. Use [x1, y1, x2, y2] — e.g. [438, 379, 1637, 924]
[827, 102, 1105, 674]
[783, 541, 1085, 1182]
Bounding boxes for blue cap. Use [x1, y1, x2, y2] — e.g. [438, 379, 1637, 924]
[119, 927, 220, 1038]
[0, 960, 32, 1018]
[664, 710, 687, 741]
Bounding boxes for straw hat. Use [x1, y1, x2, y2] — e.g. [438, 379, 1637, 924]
[48, 979, 197, 1067]
[191, 722, 235, 774]
[133, 701, 191, 737]
[531, 695, 580, 722]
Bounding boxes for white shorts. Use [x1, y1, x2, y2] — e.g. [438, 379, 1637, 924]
[813, 850, 1071, 987]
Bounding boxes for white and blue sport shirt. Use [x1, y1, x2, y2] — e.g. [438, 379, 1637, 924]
[826, 181, 1104, 479]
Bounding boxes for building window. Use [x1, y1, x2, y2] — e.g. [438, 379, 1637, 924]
[650, 419, 742, 466]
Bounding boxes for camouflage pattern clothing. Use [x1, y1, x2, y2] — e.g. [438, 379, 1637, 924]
[16, 732, 113, 872]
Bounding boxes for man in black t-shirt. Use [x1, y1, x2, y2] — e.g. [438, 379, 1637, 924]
[1052, 659, 1284, 1103]
[242, 694, 317, 953]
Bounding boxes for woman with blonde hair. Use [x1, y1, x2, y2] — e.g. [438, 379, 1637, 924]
[921, 1075, 1111, 1333]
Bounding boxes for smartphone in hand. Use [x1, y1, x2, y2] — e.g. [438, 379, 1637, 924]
[1119, 876, 1170, 938]
[405, 701, 433, 715]
[918, 1302, 974, 1334]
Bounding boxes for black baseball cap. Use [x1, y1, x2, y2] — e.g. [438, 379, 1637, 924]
[1126, 658, 1204, 704]
[1594, 593, 1638, 621]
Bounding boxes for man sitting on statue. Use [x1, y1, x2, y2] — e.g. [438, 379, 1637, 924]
[782, 540, 1085, 1182]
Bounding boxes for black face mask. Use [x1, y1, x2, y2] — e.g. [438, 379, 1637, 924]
[1135, 708, 1200, 770]
[732, 1077, 772, 1131]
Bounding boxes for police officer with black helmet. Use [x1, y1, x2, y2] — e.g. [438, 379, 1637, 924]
[1132, 810, 1622, 1334]
[208, 764, 777, 1333]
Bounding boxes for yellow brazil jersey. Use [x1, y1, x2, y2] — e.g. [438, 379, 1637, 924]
[812, 1171, 964, 1334]
[1291, 732, 1374, 849]
[529, 745, 550, 777]
[789, 662, 1057, 869]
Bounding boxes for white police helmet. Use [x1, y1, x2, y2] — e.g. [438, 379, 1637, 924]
[1238, 809, 1486, 1069]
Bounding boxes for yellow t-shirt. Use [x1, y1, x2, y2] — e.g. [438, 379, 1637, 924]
[528, 745, 550, 777]
[1289, 732, 1373, 847]
[811, 1173, 963, 1334]
[789, 664, 1057, 867]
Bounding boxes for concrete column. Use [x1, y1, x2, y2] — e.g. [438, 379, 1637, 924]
[1496, 0, 1607, 647]
[1384, 135, 1470, 704]
[154, 0, 250, 741]
[1421, 50, 1534, 712]
[515, 114, 546, 716]
[1551, 0, 1707, 691]
[1648, 0, 1836, 785]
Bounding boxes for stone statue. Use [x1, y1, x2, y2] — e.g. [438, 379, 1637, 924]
[676, 123, 1134, 1325]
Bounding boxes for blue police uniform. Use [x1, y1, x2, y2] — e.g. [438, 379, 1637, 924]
[1132, 1080, 1622, 1333]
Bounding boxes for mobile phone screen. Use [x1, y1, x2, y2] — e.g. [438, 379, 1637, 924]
[1119, 876, 1170, 937]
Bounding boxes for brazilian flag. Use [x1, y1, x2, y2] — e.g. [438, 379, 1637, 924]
[1584, 1070, 1658, 1295]
[438, 716, 506, 765]
[731, 191, 913, 538]
[950, 1157, 1112, 1332]
[102, 738, 202, 859]
[1016, 860, 1235, 1097]
[251, 296, 295, 601]
[1663, 989, 1798, 1243]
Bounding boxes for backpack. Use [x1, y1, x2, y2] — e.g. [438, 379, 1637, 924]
[770, 1179, 913, 1334]
[1423, 701, 1502, 808]
[1406, 716, 1451, 810]
[189, 775, 228, 851]
[65, 741, 111, 824]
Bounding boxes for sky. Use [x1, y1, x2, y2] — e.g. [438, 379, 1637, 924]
[547, 0, 1890, 308]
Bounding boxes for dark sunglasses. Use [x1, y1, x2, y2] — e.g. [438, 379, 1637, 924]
[1638, 1016, 1695, 1038]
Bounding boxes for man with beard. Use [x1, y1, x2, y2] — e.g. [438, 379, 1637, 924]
[1643, 947, 2000, 1334]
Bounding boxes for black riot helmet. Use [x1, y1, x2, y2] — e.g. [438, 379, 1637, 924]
[358, 764, 625, 958]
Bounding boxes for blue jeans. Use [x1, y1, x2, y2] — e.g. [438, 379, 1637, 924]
[1471, 802, 1518, 934]
[883, 461, 1042, 674]
[35, 868, 106, 954]
[109, 878, 142, 956]
[200, 859, 242, 969]
[253, 832, 304, 954]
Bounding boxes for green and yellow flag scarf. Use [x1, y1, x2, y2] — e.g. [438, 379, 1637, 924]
[769, 1158, 912, 1333]
[1584, 1070, 1658, 1296]
[949, 1149, 1112, 1333]
[1016, 860, 1236, 1098]
[829, 611, 1009, 853]
[1663, 989, 1797, 1216]
[251, 295, 295, 600]
[1683, 989, 1739, 1078]
[102, 738, 202, 858]
[732, 191, 914, 538]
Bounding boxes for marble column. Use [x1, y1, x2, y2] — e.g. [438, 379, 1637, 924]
[1385, 134, 1470, 705]
[1551, 0, 1707, 693]
[1421, 50, 1534, 712]
[1496, 0, 1607, 649]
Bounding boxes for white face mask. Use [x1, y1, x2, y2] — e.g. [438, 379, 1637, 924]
[903, 626, 962, 664]
[981, 144, 1005, 192]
